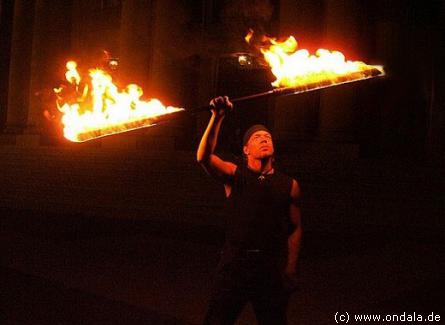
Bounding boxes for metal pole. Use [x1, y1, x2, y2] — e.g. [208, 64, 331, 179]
[188, 66, 384, 114]
[74, 67, 384, 142]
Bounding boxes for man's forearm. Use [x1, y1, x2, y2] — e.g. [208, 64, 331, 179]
[287, 227, 302, 270]
[197, 113, 224, 163]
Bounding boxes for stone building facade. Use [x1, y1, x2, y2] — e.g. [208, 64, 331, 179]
[1, 0, 443, 160]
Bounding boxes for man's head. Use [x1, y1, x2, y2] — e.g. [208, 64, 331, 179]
[242, 124, 274, 160]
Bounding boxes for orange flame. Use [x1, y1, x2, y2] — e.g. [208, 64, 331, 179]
[65, 61, 81, 86]
[244, 29, 254, 44]
[54, 61, 183, 142]
[246, 31, 384, 88]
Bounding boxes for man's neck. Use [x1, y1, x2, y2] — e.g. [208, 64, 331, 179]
[247, 157, 274, 174]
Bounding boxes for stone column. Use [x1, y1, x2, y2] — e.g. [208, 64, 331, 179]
[318, 0, 361, 144]
[115, 0, 189, 149]
[119, 0, 153, 89]
[427, 3, 445, 163]
[195, 0, 217, 141]
[0, 0, 14, 130]
[4, 0, 35, 135]
[26, 0, 73, 139]
[274, 0, 324, 147]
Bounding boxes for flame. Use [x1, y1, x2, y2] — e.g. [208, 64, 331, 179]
[246, 32, 384, 88]
[65, 61, 81, 86]
[244, 29, 254, 43]
[55, 61, 183, 142]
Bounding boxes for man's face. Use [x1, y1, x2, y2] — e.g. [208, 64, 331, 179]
[243, 130, 274, 160]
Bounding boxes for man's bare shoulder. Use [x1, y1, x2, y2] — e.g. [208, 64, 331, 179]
[210, 155, 238, 176]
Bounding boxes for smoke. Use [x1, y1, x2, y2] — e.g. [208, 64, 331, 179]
[222, 0, 274, 25]
[220, 0, 275, 52]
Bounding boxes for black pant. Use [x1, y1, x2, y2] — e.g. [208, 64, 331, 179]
[203, 249, 290, 325]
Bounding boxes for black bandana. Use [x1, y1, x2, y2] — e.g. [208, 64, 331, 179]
[242, 124, 271, 146]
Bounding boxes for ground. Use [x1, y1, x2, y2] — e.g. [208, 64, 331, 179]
[2, 209, 443, 324]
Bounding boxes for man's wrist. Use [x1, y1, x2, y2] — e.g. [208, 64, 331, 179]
[212, 112, 225, 120]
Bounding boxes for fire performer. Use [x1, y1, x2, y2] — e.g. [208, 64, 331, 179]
[197, 96, 302, 324]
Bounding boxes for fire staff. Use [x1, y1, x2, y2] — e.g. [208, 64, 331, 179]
[197, 96, 302, 325]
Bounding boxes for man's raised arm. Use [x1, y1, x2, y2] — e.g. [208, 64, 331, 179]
[196, 96, 237, 182]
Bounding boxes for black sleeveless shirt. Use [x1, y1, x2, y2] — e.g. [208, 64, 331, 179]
[224, 163, 294, 254]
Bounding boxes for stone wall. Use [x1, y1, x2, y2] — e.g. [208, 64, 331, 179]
[0, 145, 442, 238]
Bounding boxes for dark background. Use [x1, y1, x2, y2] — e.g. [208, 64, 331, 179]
[1, 1, 444, 324]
